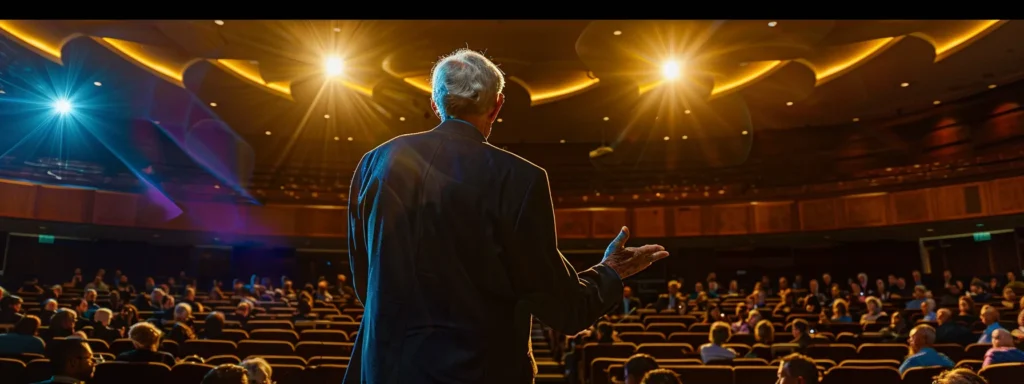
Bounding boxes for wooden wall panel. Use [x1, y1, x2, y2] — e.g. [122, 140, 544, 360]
[554, 209, 590, 239]
[632, 207, 667, 238]
[92, 191, 138, 227]
[712, 204, 750, 235]
[0, 180, 38, 219]
[243, 205, 298, 236]
[841, 194, 888, 227]
[931, 184, 988, 220]
[35, 186, 92, 223]
[672, 207, 702, 237]
[890, 190, 932, 224]
[295, 207, 346, 237]
[179, 202, 245, 233]
[591, 209, 628, 238]
[799, 199, 838, 231]
[753, 202, 793, 233]
[990, 177, 1024, 214]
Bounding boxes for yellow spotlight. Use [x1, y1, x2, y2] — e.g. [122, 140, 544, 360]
[324, 56, 345, 78]
[661, 60, 681, 81]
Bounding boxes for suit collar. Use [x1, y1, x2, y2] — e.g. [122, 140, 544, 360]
[433, 119, 486, 142]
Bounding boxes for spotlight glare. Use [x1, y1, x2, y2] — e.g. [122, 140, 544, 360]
[661, 60, 681, 80]
[324, 56, 345, 78]
[93, 81, 102, 87]
[53, 99, 73, 114]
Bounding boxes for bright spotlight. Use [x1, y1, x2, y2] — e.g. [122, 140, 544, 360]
[324, 56, 345, 78]
[53, 99, 73, 114]
[661, 60, 681, 81]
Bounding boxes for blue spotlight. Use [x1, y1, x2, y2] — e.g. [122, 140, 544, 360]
[52, 98, 73, 114]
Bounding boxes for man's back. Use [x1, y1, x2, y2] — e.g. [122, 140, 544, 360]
[345, 120, 623, 383]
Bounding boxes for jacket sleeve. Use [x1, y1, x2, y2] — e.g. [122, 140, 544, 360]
[348, 154, 370, 304]
[503, 170, 623, 334]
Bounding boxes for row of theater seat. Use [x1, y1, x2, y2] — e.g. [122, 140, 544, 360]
[77, 338, 353, 360]
[0, 359, 347, 384]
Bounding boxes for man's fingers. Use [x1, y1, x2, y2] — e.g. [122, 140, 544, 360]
[633, 244, 665, 255]
[648, 250, 670, 262]
[609, 226, 630, 250]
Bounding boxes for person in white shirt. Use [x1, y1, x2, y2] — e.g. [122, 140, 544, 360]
[699, 321, 737, 364]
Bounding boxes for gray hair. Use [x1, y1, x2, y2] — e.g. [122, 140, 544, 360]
[430, 48, 505, 120]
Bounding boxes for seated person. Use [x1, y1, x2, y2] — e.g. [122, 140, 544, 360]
[698, 321, 737, 364]
[202, 364, 250, 384]
[165, 303, 196, 345]
[932, 368, 990, 384]
[983, 329, 1024, 368]
[0, 295, 25, 324]
[201, 311, 227, 340]
[41, 339, 96, 384]
[0, 315, 45, 355]
[43, 309, 77, 342]
[935, 308, 973, 346]
[241, 357, 273, 384]
[623, 353, 658, 384]
[640, 369, 681, 384]
[776, 353, 818, 384]
[899, 324, 954, 374]
[91, 308, 122, 343]
[115, 322, 177, 366]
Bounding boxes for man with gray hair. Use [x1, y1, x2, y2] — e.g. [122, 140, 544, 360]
[899, 324, 954, 374]
[344, 48, 670, 384]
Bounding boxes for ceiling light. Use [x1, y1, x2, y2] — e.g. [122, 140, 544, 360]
[209, 102, 218, 107]
[333, 27, 341, 32]
[496, 118, 503, 123]
[682, 135, 688, 140]
[661, 60, 681, 81]
[264, 131, 271, 135]
[324, 56, 345, 78]
[93, 81, 102, 87]
[559, 139, 566, 144]
[214, 185, 220, 189]
[785, 101, 793, 106]
[900, 82, 909, 87]
[347, 137, 353, 141]
[612, 30, 622, 36]
[399, 116, 406, 121]
[988, 84, 997, 89]
[767, 21, 777, 27]
[663, 136, 670, 141]
[333, 136, 340, 141]
[933, 100, 941, 105]
[324, 114, 330, 119]
[741, 130, 748, 135]
[52, 99, 72, 114]
[684, 109, 691, 114]
[603, 116, 609, 121]
[885, 168, 892, 171]
[214, 20, 225, 26]
[852, 117, 860, 122]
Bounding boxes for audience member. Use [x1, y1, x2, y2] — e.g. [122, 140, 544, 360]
[116, 322, 176, 366]
[36, 338, 95, 384]
[639, 369, 681, 384]
[623, 353, 658, 384]
[620, 286, 642, 315]
[860, 296, 886, 323]
[240, 357, 273, 384]
[982, 328, 1024, 368]
[0, 295, 25, 324]
[932, 368, 990, 384]
[899, 324, 954, 374]
[91, 308, 121, 343]
[166, 303, 197, 345]
[44, 309, 77, 341]
[776, 353, 818, 384]
[201, 311, 227, 340]
[935, 308, 974, 346]
[0, 315, 45, 355]
[921, 298, 938, 321]
[201, 364, 249, 384]
[978, 305, 1005, 343]
[698, 321, 736, 363]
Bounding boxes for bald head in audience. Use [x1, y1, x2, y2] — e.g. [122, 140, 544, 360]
[936, 308, 953, 325]
[908, 324, 936, 354]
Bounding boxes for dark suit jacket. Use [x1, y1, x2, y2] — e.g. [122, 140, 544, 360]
[344, 120, 623, 384]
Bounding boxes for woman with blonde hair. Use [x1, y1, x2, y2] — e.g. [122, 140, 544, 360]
[861, 296, 888, 323]
[116, 322, 177, 366]
[932, 368, 989, 384]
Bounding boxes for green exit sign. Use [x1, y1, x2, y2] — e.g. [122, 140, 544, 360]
[973, 232, 992, 242]
[38, 234, 55, 244]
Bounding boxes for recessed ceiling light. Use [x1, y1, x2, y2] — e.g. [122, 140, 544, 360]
[988, 84, 997, 89]
[214, 20, 225, 26]
[767, 21, 778, 27]
[347, 137, 353, 141]
[209, 102, 218, 107]
[333, 136, 340, 141]
[93, 81, 102, 87]
[559, 139, 566, 144]
[852, 117, 860, 122]
[663, 136, 670, 141]
[612, 30, 622, 36]
[933, 100, 941, 105]
[264, 131, 271, 135]
[785, 101, 793, 106]
[741, 130, 749, 135]
[682, 135, 688, 140]
[324, 114, 330, 119]
[399, 116, 406, 121]
[333, 27, 341, 32]
[885, 167, 892, 171]
[926, 228, 934, 232]
[900, 82, 910, 87]
[684, 109, 691, 114]
[496, 118, 503, 123]
[214, 185, 220, 189]
[603, 116, 609, 121]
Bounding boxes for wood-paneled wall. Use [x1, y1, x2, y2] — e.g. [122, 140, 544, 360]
[1, 175, 1024, 239]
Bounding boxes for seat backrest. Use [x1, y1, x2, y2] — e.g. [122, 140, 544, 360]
[856, 344, 909, 361]
[169, 363, 215, 384]
[734, 366, 778, 384]
[295, 341, 354, 359]
[617, 332, 665, 344]
[250, 329, 300, 344]
[821, 366, 900, 384]
[181, 339, 237, 358]
[92, 361, 172, 384]
[237, 340, 296, 358]
[838, 359, 901, 369]
[301, 329, 349, 343]
[979, 362, 1024, 384]
[901, 366, 946, 384]
[0, 358, 26, 384]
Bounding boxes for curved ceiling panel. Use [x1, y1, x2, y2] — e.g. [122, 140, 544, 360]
[0, 20, 76, 64]
[796, 37, 901, 85]
[912, 20, 1005, 62]
[509, 67, 600, 106]
[709, 60, 787, 98]
[212, 59, 293, 99]
[94, 37, 201, 87]
[735, 62, 820, 129]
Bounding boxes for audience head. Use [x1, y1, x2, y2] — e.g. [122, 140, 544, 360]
[623, 286, 633, 298]
[777, 353, 818, 384]
[932, 368, 989, 384]
[128, 322, 163, 351]
[623, 353, 658, 384]
[992, 328, 1014, 348]
[240, 357, 273, 384]
[709, 321, 731, 345]
[936, 308, 953, 325]
[202, 364, 249, 384]
[908, 324, 936, 353]
[43, 298, 58, 311]
[94, 308, 113, 326]
[430, 48, 506, 133]
[754, 319, 774, 344]
[639, 369, 681, 384]
[13, 314, 41, 336]
[205, 311, 226, 334]
[2, 294, 23, 313]
[922, 298, 936, 313]
[667, 280, 680, 294]
[47, 338, 95, 381]
[595, 321, 614, 342]
[831, 298, 849, 317]
[174, 302, 191, 321]
[959, 295, 975, 314]
[74, 298, 88, 314]
[791, 319, 809, 338]
[85, 289, 97, 302]
[865, 296, 882, 314]
[912, 285, 926, 299]
[151, 288, 165, 303]
[980, 305, 999, 325]
[51, 308, 77, 331]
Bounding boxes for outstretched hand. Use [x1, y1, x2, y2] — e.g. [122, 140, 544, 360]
[600, 226, 670, 279]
